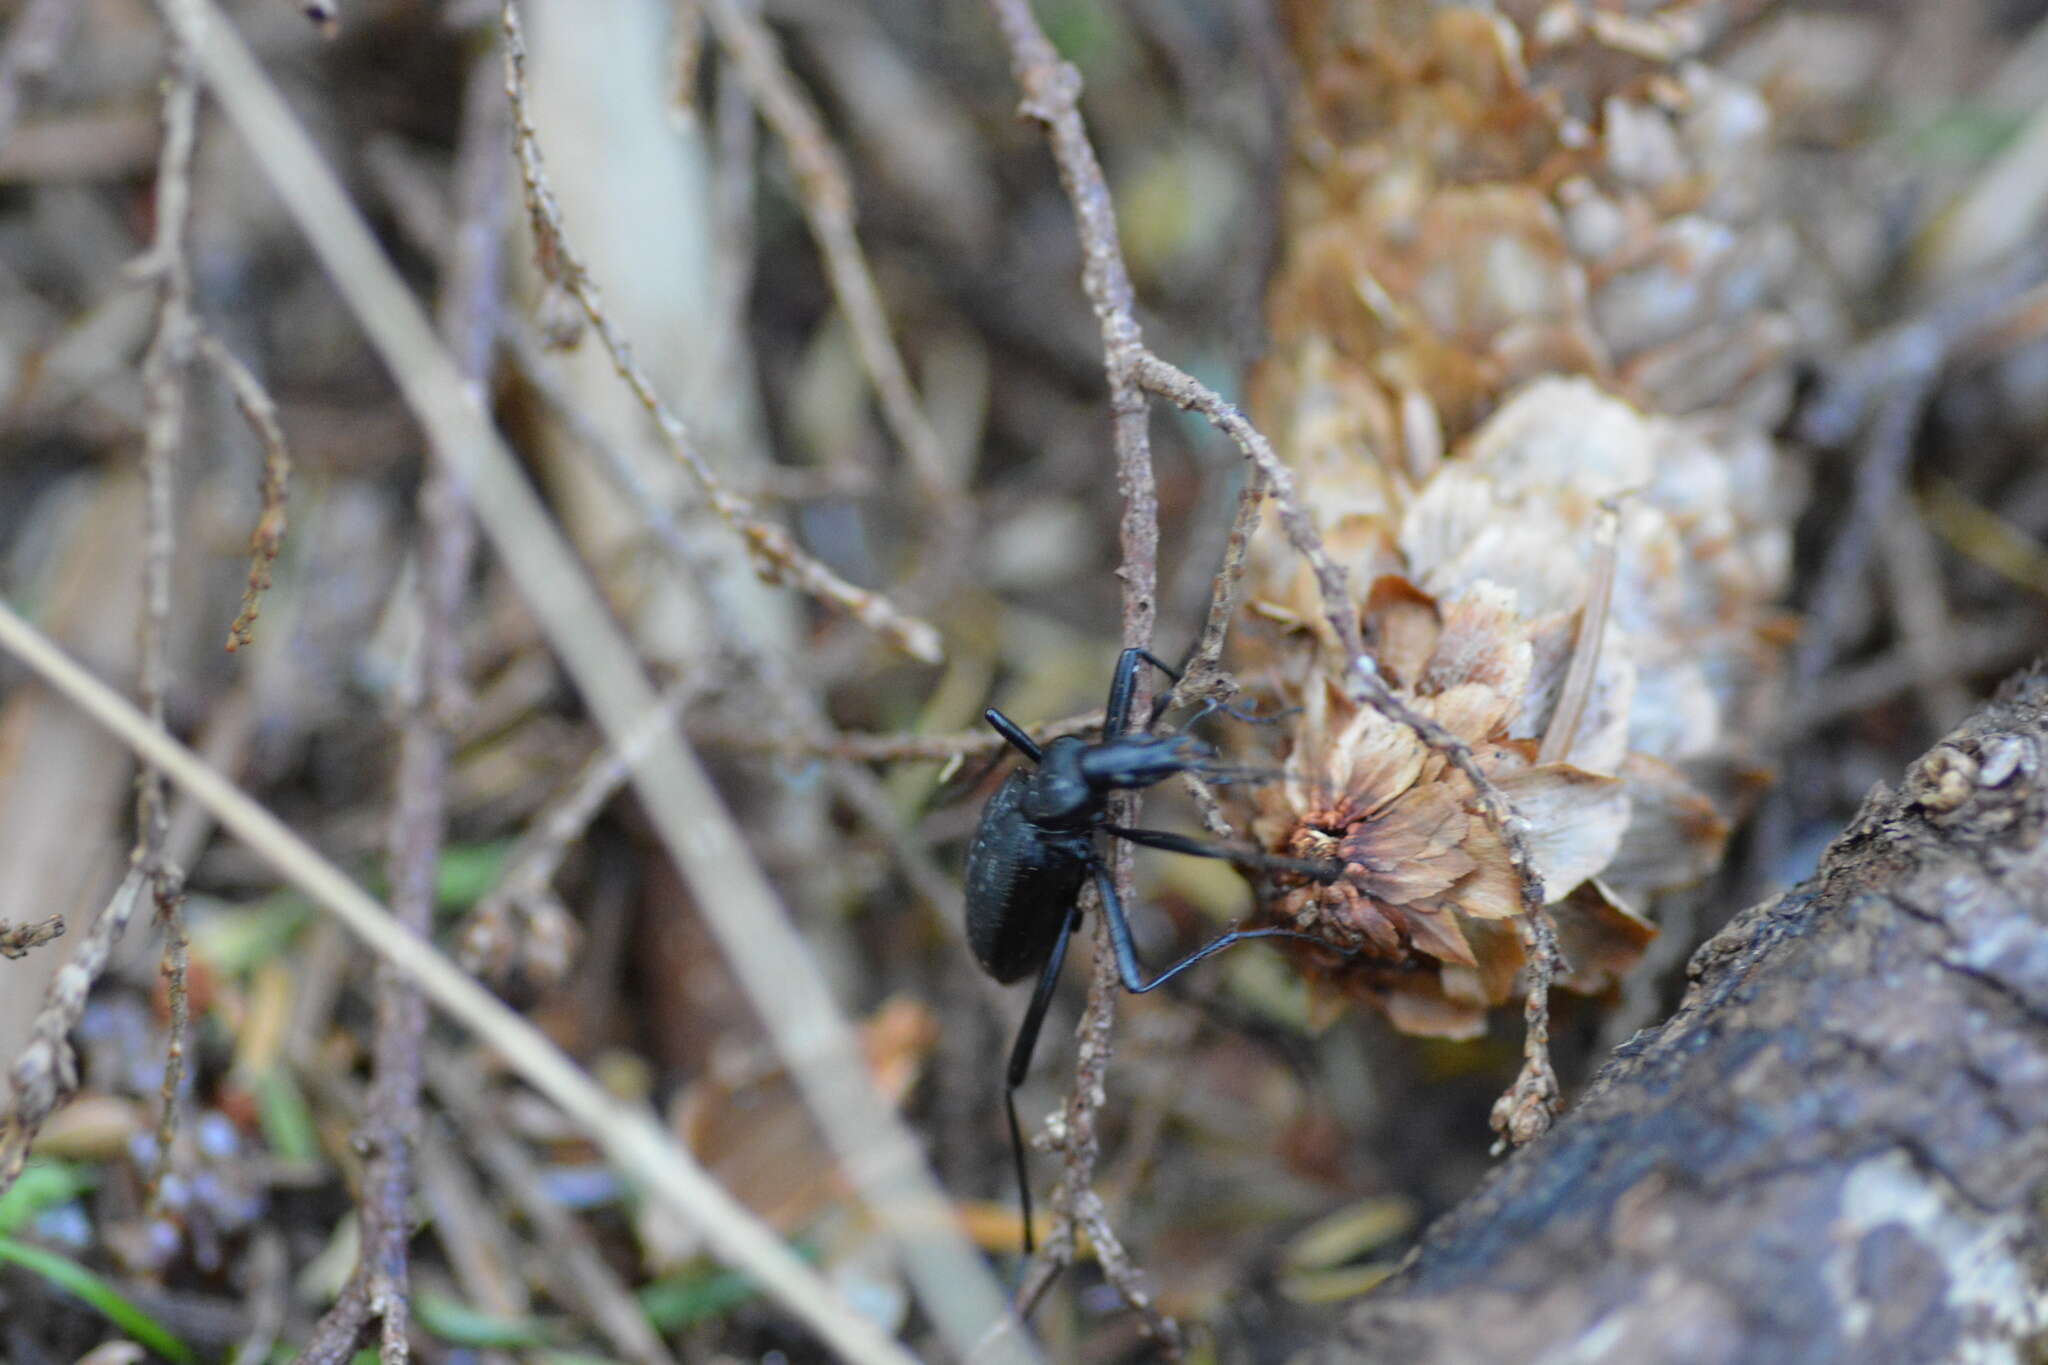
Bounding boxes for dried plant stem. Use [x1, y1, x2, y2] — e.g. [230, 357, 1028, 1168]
[299, 46, 507, 1365]
[1793, 344, 1941, 691]
[0, 918, 63, 959]
[1179, 464, 1268, 698]
[700, 0, 963, 514]
[983, 0, 1181, 1336]
[205, 335, 292, 653]
[167, 6, 1020, 1355]
[0, 872, 148, 1190]
[498, 1, 941, 664]
[1539, 506, 1619, 767]
[0, 597, 921, 1365]
[697, 708, 1105, 763]
[129, 0, 205, 1218]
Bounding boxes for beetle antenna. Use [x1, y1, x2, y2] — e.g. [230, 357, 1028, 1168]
[1006, 1092, 1035, 1255]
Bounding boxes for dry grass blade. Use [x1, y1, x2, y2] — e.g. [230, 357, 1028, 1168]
[162, 4, 1023, 1356]
[0, 597, 920, 1365]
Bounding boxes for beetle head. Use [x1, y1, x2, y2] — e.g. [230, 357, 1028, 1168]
[1020, 734, 1100, 826]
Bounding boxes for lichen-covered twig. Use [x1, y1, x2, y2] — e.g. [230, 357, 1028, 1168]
[0, 917, 62, 959]
[498, 0, 941, 664]
[0, 872, 147, 1191]
[204, 335, 292, 653]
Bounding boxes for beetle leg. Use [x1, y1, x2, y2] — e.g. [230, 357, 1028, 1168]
[982, 706, 1044, 763]
[1004, 900, 1081, 1255]
[1088, 857, 1338, 995]
[1103, 823, 1343, 883]
[1105, 647, 1185, 739]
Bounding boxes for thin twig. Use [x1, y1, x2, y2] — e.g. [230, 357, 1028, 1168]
[982, 0, 1180, 1341]
[129, 0, 205, 1220]
[1784, 609, 2045, 730]
[498, 0, 941, 664]
[0, 916, 63, 959]
[1179, 465, 1267, 696]
[0, 871, 148, 1192]
[700, 0, 964, 514]
[696, 708, 1105, 763]
[1793, 347, 1941, 691]
[203, 334, 292, 653]
[299, 42, 507, 1365]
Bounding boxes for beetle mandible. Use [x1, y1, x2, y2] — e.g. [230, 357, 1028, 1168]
[964, 646, 1341, 1251]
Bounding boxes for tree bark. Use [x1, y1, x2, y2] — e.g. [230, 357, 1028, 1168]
[1322, 664, 2048, 1364]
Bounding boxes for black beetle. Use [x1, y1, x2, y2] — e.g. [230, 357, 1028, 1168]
[964, 646, 1340, 1251]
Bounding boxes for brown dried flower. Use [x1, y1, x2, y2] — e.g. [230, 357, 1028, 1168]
[1245, 1, 1805, 1036]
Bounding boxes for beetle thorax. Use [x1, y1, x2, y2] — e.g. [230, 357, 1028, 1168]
[1021, 736, 1103, 828]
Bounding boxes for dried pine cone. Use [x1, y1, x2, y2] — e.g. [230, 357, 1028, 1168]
[1243, 1, 1805, 1037]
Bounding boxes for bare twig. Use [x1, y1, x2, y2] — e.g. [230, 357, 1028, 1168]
[299, 43, 507, 1365]
[128, 0, 205, 1220]
[1793, 341, 1941, 690]
[981, 0, 1180, 1336]
[696, 708, 1104, 763]
[1178, 465, 1267, 698]
[1785, 609, 2046, 730]
[203, 335, 293, 653]
[700, 0, 964, 514]
[428, 1054, 680, 1365]
[0, 872, 148, 1190]
[499, 0, 942, 664]
[0, 917, 62, 959]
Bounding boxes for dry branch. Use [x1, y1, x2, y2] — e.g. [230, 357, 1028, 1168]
[982, 2, 1566, 1332]
[1319, 662, 2048, 1364]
